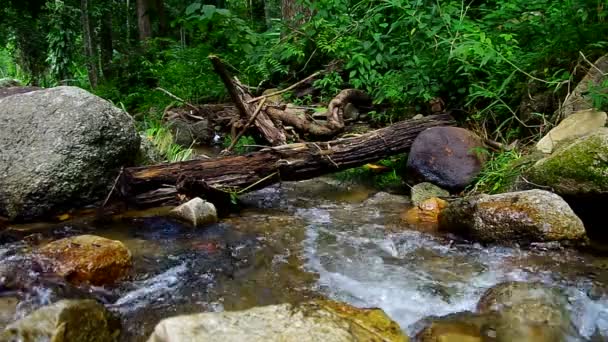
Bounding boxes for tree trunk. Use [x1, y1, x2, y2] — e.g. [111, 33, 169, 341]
[153, 0, 167, 37]
[136, 0, 152, 41]
[100, 7, 113, 79]
[119, 114, 455, 206]
[81, 0, 98, 88]
[281, 0, 311, 26]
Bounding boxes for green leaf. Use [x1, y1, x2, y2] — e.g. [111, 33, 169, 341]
[185, 3, 201, 15]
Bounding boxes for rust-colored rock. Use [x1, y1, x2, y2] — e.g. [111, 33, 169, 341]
[37, 234, 132, 286]
[401, 197, 448, 230]
[406, 127, 485, 191]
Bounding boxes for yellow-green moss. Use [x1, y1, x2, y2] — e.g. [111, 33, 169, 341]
[528, 130, 608, 195]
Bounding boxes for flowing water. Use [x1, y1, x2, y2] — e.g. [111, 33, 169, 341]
[1, 177, 608, 341]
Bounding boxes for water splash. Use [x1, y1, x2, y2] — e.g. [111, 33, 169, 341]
[111, 263, 189, 313]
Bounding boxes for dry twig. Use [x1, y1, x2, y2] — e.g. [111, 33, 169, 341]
[221, 98, 267, 155]
[246, 71, 321, 104]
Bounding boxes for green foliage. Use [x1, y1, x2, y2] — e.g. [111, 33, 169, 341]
[222, 135, 257, 154]
[0, 47, 19, 79]
[333, 156, 407, 189]
[44, 0, 80, 83]
[468, 148, 524, 194]
[142, 116, 194, 162]
[589, 79, 608, 112]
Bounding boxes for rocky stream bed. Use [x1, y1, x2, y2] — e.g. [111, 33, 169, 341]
[0, 178, 607, 341]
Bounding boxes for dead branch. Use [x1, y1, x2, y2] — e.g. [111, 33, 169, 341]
[209, 55, 287, 145]
[246, 71, 321, 104]
[222, 97, 267, 155]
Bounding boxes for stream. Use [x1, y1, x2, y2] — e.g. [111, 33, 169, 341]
[1, 177, 608, 341]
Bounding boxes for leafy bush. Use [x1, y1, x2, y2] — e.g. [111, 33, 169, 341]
[468, 148, 524, 194]
[333, 156, 407, 190]
[142, 115, 194, 162]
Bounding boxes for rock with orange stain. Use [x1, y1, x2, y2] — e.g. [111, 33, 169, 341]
[402, 197, 448, 230]
[406, 127, 485, 191]
[438, 190, 587, 245]
[37, 235, 132, 286]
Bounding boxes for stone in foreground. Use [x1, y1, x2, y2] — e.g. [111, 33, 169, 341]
[438, 190, 586, 244]
[1, 300, 119, 342]
[0, 86, 139, 221]
[147, 300, 408, 342]
[477, 282, 578, 342]
[406, 127, 485, 191]
[169, 197, 218, 227]
[536, 109, 607, 154]
[416, 312, 491, 342]
[37, 234, 132, 286]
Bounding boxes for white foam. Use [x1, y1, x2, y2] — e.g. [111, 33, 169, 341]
[300, 207, 608, 338]
[112, 263, 188, 312]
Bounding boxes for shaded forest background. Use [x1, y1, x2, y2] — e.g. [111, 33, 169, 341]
[1, 0, 608, 188]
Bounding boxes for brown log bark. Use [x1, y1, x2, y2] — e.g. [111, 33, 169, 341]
[119, 114, 456, 206]
[137, 0, 152, 41]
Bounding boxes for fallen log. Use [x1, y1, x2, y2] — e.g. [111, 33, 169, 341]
[119, 114, 456, 206]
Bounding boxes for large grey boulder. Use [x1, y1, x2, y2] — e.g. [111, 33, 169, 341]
[147, 300, 408, 342]
[0, 86, 139, 221]
[416, 282, 580, 342]
[438, 189, 587, 244]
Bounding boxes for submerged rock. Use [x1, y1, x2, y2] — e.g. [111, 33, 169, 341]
[477, 282, 578, 341]
[1, 299, 119, 342]
[417, 282, 578, 342]
[536, 109, 607, 154]
[401, 197, 448, 231]
[147, 300, 409, 342]
[0, 297, 18, 330]
[0, 86, 140, 221]
[406, 127, 485, 191]
[415, 311, 493, 342]
[411, 182, 450, 206]
[438, 190, 586, 244]
[37, 235, 132, 286]
[169, 198, 218, 227]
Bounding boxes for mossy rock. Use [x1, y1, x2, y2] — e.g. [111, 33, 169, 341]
[438, 190, 587, 244]
[527, 128, 608, 196]
[1, 299, 120, 342]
